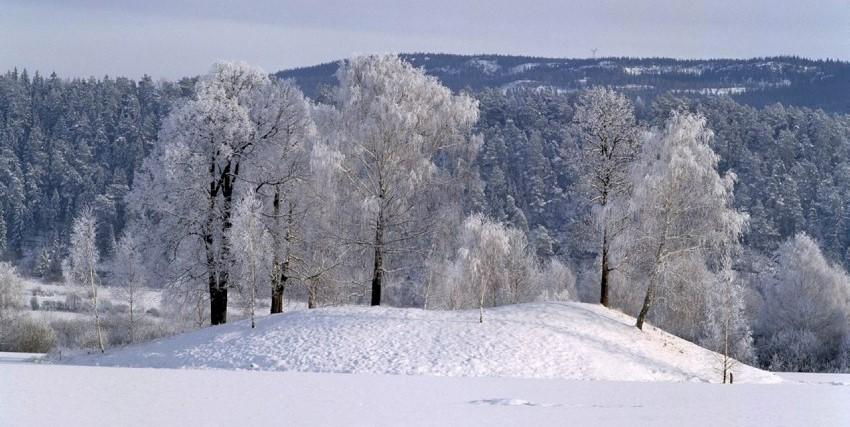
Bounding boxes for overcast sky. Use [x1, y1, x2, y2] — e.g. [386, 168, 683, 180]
[1, 0, 848, 79]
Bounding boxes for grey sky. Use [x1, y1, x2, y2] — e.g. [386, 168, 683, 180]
[1, 0, 848, 79]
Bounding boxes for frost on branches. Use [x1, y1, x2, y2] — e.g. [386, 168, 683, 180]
[332, 55, 479, 306]
[130, 62, 313, 325]
[620, 112, 747, 333]
[573, 87, 641, 307]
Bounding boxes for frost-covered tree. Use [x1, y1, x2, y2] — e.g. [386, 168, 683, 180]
[756, 233, 850, 371]
[230, 189, 273, 328]
[574, 87, 640, 307]
[296, 124, 350, 309]
[69, 208, 105, 352]
[131, 62, 302, 325]
[332, 55, 478, 306]
[625, 112, 747, 331]
[112, 230, 145, 342]
[244, 80, 315, 314]
[428, 214, 541, 321]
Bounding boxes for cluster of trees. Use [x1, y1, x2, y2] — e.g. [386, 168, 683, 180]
[128, 57, 480, 325]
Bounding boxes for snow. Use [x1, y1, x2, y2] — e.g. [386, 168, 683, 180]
[65, 302, 778, 383]
[0, 352, 46, 363]
[2, 363, 848, 427]
[508, 62, 541, 74]
[466, 59, 501, 74]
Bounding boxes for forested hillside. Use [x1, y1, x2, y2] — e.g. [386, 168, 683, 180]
[279, 54, 850, 114]
[0, 70, 191, 277]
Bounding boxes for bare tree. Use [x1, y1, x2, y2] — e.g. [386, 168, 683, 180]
[112, 231, 145, 342]
[69, 208, 105, 352]
[230, 189, 273, 328]
[574, 87, 640, 307]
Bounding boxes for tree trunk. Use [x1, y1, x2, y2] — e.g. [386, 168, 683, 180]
[600, 227, 610, 307]
[271, 272, 286, 313]
[308, 281, 317, 309]
[209, 162, 236, 325]
[636, 242, 665, 330]
[210, 286, 228, 325]
[370, 207, 384, 306]
[479, 283, 486, 323]
[89, 262, 105, 353]
[635, 272, 656, 330]
[128, 297, 134, 343]
[270, 188, 286, 314]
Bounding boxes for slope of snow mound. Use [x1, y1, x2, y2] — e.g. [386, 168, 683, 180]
[65, 302, 779, 383]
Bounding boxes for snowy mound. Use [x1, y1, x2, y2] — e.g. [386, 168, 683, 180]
[65, 302, 779, 383]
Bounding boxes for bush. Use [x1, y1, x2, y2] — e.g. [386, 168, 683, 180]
[1, 315, 57, 353]
[48, 318, 93, 350]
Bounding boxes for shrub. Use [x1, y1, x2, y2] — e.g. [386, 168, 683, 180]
[1, 315, 57, 353]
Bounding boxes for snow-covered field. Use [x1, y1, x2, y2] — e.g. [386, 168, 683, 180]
[65, 302, 777, 383]
[2, 303, 848, 426]
[2, 363, 848, 427]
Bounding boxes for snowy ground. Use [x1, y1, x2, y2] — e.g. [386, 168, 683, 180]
[66, 302, 778, 383]
[2, 363, 848, 427]
[3, 303, 846, 426]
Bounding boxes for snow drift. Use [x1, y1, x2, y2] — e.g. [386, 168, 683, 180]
[65, 302, 779, 383]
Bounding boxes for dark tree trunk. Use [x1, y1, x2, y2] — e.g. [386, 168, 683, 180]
[635, 245, 663, 330]
[271, 277, 285, 313]
[636, 242, 665, 330]
[271, 260, 288, 314]
[308, 283, 317, 309]
[270, 189, 285, 314]
[210, 285, 228, 325]
[209, 161, 236, 325]
[600, 227, 610, 307]
[370, 208, 384, 306]
[635, 278, 654, 330]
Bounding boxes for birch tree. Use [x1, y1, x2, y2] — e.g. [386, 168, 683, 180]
[69, 208, 105, 352]
[112, 230, 145, 342]
[626, 112, 747, 330]
[230, 189, 272, 328]
[333, 55, 478, 306]
[574, 87, 640, 307]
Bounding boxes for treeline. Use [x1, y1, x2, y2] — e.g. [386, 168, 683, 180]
[279, 54, 850, 114]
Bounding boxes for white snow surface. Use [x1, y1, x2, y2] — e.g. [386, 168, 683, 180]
[2, 363, 848, 427]
[65, 302, 778, 383]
